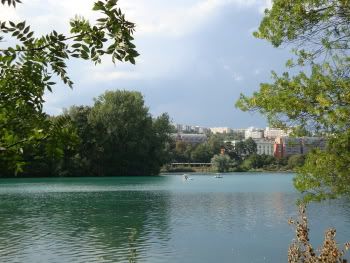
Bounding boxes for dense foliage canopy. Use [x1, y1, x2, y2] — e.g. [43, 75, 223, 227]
[1, 90, 173, 177]
[85, 90, 173, 176]
[236, 0, 350, 201]
[0, 0, 139, 175]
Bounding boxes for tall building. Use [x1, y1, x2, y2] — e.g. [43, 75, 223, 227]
[264, 127, 290, 139]
[174, 123, 209, 134]
[210, 127, 233, 134]
[245, 127, 264, 139]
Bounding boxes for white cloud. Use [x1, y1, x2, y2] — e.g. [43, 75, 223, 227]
[0, 0, 271, 39]
[2, 0, 272, 119]
[0, 4, 20, 21]
[91, 71, 140, 82]
[232, 72, 243, 81]
[223, 64, 243, 81]
[119, 0, 272, 37]
[253, 68, 262, 75]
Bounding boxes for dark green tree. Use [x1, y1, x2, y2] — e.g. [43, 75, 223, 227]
[191, 143, 213, 163]
[234, 141, 247, 157]
[244, 138, 258, 155]
[211, 154, 232, 173]
[207, 134, 223, 155]
[87, 90, 172, 176]
[287, 154, 306, 170]
[64, 106, 98, 176]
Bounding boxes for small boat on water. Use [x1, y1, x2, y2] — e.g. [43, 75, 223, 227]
[214, 173, 223, 178]
[182, 174, 193, 180]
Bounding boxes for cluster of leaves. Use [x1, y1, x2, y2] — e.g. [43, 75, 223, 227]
[255, 0, 350, 62]
[236, 0, 350, 201]
[294, 131, 350, 202]
[0, 114, 78, 176]
[0, 0, 138, 175]
[236, 61, 350, 134]
[1, 0, 21, 7]
[224, 137, 257, 160]
[288, 205, 350, 262]
[73, 90, 171, 176]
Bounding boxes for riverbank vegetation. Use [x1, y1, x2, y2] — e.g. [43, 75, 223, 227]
[162, 135, 306, 173]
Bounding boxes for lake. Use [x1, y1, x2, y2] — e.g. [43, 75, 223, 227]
[0, 173, 349, 262]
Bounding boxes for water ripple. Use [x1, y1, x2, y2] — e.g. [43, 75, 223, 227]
[0, 174, 349, 262]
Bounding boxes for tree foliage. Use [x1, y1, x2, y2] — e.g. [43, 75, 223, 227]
[236, 0, 350, 201]
[191, 143, 213, 163]
[0, 0, 138, 175]
[211, 154, 232, 173]
[87, 90, 172, 176]
[242, 154, 276, 170]
[1, 90, 173, 177]
[67, 90, 173, 176]
[255, 0, 350, 61]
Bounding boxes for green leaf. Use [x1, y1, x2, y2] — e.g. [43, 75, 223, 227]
[71, 43, 81, 48]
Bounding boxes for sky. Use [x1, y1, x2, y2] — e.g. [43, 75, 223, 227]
[0, 0, 293, 128]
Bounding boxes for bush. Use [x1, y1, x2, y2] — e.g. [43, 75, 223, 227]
[288, 205, 349, 262]
[211, 154, 232, 173]
[287, 154, 306, 170]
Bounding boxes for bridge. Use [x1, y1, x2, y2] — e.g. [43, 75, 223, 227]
[169, 163, 212, 168]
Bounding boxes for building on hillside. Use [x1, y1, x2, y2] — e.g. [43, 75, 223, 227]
[264, 127, 290, 139]
[210, 127, 233, 134]
[302, 137, 326, 154]
[254, 139, 274, 156]
[171, 133, 207, 145]
[231, 128, 246, 139]
[174, 124, 209, 134]
[274, 137, 326, 158]
[198, 127, 209, 134]
[274, 137, 302, 158]
[245, 127, 264, 139]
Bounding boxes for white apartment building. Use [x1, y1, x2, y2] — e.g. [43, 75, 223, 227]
[245, 127, 264, 139]
[210, 127, 233, 134]
[174, 124, 209, 134]
[198, 127, 209, 134]
[264, 127, 290, 139]
[254, 139, 274, 156]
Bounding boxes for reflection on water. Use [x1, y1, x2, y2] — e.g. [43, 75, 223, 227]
[0, 174, 349, 263]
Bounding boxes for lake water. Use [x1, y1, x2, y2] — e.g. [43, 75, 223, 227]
[0, 173, 349, 263]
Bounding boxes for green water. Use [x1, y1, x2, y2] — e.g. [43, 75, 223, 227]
[0, 173, 349, 262]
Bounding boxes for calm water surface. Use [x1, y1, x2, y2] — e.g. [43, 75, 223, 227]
[0, 173, 349, 263]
